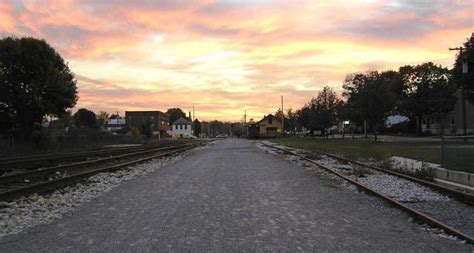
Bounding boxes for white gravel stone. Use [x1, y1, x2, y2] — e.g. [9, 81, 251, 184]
[0, 153, 186, 237]
[357, 174, 450, 202]
[389, 156, 441, 173]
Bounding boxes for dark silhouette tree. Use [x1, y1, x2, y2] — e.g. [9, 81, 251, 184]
[297, 86, 342, 135]
[74, 108, 97, 128]
[296, 106, 311, 132]
[452, 34, 474, 103]
[284, 108, 298, 132]
[0, 37, 78, 139]
[166, 108, 186, 125]
[140, 120, 153, 137]
[343, 71, 398, 141]
[193, 118, 202, 137]
[398, 62, 456, 135]
[96, 111, 109, 128]
[312, 86, 341, 135]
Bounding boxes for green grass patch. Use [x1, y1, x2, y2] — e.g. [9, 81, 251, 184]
[270, 137, 441, 164]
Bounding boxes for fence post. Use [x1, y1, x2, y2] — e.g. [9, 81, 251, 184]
[441, 135, 444, 167]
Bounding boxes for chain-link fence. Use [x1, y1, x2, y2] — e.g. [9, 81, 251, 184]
[441, 136, 474, 173]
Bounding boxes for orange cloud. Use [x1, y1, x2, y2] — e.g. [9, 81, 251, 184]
[0, 2, 16, 32]
[0, 0, 472, 121]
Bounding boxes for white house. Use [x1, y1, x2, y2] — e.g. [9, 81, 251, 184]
[171, 117, 193, 138]
[106, 114, 126, 132]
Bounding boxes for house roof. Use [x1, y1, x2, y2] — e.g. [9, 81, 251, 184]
[172, 117, 192, 125]
[258, 114, 282, 124]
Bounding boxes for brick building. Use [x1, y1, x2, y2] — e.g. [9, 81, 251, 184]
[125, 111, 169, 137]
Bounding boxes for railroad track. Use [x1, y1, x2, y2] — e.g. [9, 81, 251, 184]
[0, 140, 211, 201]
[0, 141, 193, 174]
[259, 141, 474, 244]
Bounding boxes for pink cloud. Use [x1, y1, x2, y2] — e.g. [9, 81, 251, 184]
[1, 0, 472, 121]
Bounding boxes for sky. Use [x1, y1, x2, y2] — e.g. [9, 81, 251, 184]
[0, 0, 473, 121]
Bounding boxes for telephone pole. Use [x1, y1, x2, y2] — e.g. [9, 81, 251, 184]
[449, 45, 468, 137]
[244, 109, 247, 135]
[281, 95, 284, 132]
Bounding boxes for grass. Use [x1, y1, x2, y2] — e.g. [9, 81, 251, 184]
[271, 136, 474, 173]
[442, 148, 474, 173]
[270, 136, 441, 164]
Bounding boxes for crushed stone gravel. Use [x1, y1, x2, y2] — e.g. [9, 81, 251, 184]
[0, 154, 185, 237]
[256, 141, 474, 242]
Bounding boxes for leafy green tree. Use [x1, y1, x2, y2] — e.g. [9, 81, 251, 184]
[452, 34, 474, 103]
[74, 108, 97, 128]
[0, 37, 78, 139]
[398, 62, 456, 135]
[166, 108, 187, 125]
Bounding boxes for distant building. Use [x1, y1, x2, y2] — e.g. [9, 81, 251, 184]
[385, 115, 409, 128]
[105, 114, 126, 132]
[421, 91, 474, 135]
[125, 111, 169, 137]
[171, 117, 193, 138]
[248, 114, 283, 138]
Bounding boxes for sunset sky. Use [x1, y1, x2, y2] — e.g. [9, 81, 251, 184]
[1, 0, 473, 121]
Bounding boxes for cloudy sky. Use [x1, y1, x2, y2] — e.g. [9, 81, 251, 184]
[1, 0, 473, 121]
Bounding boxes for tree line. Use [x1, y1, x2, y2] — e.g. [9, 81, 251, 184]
[1, 35, 473, 141]
[281, 63, 454, 140]
[280, 34, 474, 140]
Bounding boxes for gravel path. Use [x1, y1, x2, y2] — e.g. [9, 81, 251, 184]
[0, 139, 471, 252]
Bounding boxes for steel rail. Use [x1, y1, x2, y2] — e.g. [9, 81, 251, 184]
[0, 146, 145, 164]
[0, 143, 184, 167]
[0, 143, 193, 185]
[0, 143, 205, 201]
[280, 144, 474, 205]
[260, 142, 474, 244]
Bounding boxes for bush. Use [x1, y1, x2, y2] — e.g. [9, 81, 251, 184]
[131, 127, 140, 137]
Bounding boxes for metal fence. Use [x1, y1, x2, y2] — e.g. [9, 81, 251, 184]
[441, 135, 474, 173]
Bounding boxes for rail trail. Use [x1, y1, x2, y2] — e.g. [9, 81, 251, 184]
[259, 141, 474, 244]
[0, 140, 212, 202]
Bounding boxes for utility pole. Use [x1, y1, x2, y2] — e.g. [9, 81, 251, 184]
[449, 45, 468, 137]
[244, 109, 247, 136]
[281, 95, 284, 132]
[192, 106, 195, 121]
[116, 111, 119, 131]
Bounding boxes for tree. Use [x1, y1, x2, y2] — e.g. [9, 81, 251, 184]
[131, 127, 140, 138]
[193, 118, 202, 137]
[284, 108, 298, 132]
[275, 109, 284, 122]
[296, 106, 311, 131]
[335, 100, 350, 138]
[452, 34, 474, 103]
[97, 111, 109, 128]
[140, 120, 153, 137]
[209, 120, 225, 136]
[312, 86, 341, 135]
[343, 71, 398, 140]
[298, 86, 342, 135]
[0, 37, 78, 140]
[398, 62, 456, 135]
[74, 108, 97, 128]
[166, 108, 186, 125]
